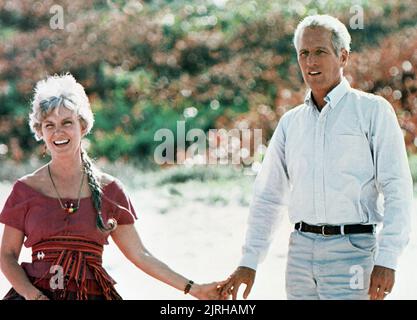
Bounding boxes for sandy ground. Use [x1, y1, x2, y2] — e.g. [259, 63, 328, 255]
[0, 180, 416, 300]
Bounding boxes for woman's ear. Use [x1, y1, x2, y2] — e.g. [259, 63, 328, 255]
[36, 127, 43, 140]
[79, 119, 88, 136]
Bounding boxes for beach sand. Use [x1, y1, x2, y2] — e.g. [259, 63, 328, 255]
[0, 181, 416, 300]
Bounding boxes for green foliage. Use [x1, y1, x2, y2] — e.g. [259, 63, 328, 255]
[156, 165, 242, 185]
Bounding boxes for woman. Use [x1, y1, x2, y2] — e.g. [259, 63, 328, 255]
[0, 74, 226, 300]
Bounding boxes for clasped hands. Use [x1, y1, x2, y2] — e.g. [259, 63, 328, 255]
[200, 265, 394, 300]
[197, 266, 255, 300]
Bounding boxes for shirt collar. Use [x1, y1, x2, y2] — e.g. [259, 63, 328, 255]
[304, 77, 351, 109]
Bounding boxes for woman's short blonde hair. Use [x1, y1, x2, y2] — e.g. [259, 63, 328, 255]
[29, 73, 94, 141]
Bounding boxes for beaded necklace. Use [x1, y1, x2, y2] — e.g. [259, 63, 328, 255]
[48, 164, 85, 214]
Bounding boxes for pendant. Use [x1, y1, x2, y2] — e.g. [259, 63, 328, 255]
[65, 207, 78, 214]
[64, 202, 78, 214]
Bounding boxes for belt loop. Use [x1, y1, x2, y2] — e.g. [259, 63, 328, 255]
[340, 225, 345, 235]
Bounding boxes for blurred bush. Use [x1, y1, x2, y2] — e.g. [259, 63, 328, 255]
[0, 0, 417, 164]
[408, 153, 417, 183]
[156, 164, 242, 185]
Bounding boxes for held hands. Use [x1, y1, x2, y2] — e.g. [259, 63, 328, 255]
[189, 280, 230, 300]
[192, 265, 394, 300]
[368, 265, 395, 300]
[219, 266, 256, 300]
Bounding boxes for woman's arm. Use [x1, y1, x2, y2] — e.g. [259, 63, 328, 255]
[0, 226, 48, 300]
[111, 224, 224, 299]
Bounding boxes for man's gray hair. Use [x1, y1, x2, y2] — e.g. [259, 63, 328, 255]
[29, 73, 94, 141]
[293, 14, 351, 55]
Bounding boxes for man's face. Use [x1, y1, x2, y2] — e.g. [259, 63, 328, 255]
[297, 27, 348, 95]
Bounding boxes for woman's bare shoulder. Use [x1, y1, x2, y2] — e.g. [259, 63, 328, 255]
[18, 166, 49, 190]
[97, 172, 121, 188]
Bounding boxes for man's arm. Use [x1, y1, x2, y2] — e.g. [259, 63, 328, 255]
[221, 114, 291, 299]
[368, 97, 414, 299]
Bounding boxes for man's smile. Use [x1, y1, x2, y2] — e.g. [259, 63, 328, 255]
[308, 71, 322, 76]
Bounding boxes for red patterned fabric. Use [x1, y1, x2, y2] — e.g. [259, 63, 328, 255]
[31, 236, 122, 300]
[0, 179, 138, 299]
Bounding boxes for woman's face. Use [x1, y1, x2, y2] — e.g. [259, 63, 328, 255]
[39, 106, 86, 158]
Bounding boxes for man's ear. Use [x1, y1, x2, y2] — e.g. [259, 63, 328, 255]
[81, 125, 89, 137]
[340, 48, 349, 68]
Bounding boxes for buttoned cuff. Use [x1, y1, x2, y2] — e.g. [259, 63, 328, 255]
[239, 253, 260, 271]
[374, 249, 399, 271]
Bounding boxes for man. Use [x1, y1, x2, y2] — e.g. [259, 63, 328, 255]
[221, 14, 413, 300]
